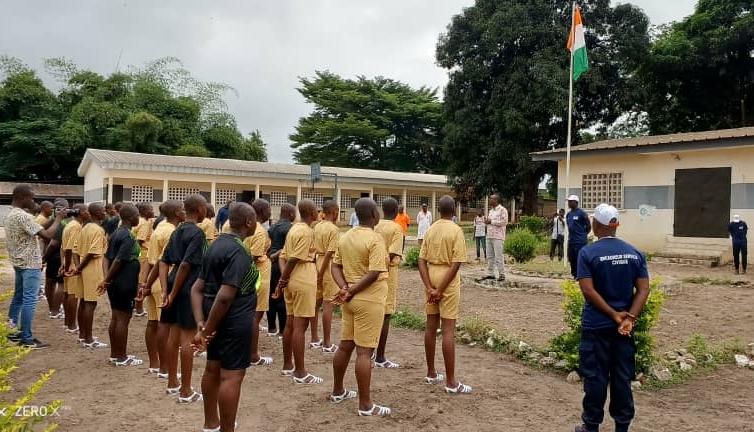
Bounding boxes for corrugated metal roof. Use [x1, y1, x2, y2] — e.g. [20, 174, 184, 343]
[531, 127, 754, 157]
[0, 182, 83, 196]
[78, 149, 450, 186]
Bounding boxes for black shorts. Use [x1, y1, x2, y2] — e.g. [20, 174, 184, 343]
[107, 261, 140, 312]
[45, 257, 63, 283]
[175, 288, 196, 330]
[204, 297, 254, 370]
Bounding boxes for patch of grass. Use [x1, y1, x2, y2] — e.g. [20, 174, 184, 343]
[515, 260, 570, 275]
[390, 307, 426, 331]
[683, 276, 734, 286]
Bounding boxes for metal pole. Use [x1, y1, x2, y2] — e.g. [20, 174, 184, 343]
[564, 2, 576, 269]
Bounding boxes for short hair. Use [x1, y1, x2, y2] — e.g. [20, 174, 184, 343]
[12, 184, 33, 200]
[322, 199, 338, 214]
[297, 199, 317, 219]
[438, 195, 456, 216]
[354, 198, 378, 222]
[119, 203, 139, 220]
[228, 202, 256, 230]
[382, 197, 398, 218]
[184, 194, 207, 213]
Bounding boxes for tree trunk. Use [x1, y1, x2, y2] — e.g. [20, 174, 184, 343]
[521, 173, 540, 216]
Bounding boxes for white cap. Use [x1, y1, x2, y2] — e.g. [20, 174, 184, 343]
[567, 195, 579, 202]
[593, 203, 620, 226]
[733, 214, 740, 222]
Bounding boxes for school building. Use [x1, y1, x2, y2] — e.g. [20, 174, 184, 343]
[531, 127, 754, 266]
[77, 149, 456, 222]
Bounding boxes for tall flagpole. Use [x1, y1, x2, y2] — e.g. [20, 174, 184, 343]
[564, 2, 576, 269]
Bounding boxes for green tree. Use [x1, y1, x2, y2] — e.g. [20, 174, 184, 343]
[639, 0, 754, 133]
[437, 0, 650, 213]
[290, 71, 443, 173]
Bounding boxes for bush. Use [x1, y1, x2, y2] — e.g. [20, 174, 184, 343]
[547, 278, 666, 375]
[402, 246, 420, 268]
[519, 215, 548, 237]
[0, 318, 61, 431]
[504, 228, 538, 263]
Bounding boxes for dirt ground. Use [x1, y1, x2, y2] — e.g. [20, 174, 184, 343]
[3, 254, 754, 432]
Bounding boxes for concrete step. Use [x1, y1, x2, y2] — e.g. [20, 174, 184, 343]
[652, 256, 719, 267]
[657, 248, 723, 260]
[664, 235, 730, 246]
[662, 242, 729, 251]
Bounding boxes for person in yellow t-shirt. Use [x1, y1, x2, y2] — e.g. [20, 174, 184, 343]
[245, 199, 273, 366]
[272, 199, 321, 384]
[70, 202, 108, 349]
[139, 200, 183, 375]
[221, 219, 231, 234]
[418, 195, 472, 395]
[132, 203, 155, 317]
[197, 204, 217, 242]
[313, 199, 340, 353]
[373, 197, 404, 369]
[330, 197, 390, 417]
[61, 204, 89, 334]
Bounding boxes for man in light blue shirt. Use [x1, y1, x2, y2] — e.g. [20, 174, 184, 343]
[349, 211, 359, 228]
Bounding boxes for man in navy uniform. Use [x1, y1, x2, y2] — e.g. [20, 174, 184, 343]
[574, 204, 650, 432]
[728, 214, 747, 274]
[566, 195, 591, 279]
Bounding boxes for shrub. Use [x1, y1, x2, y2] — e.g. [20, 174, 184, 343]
[548, 278, 666, 375]
[390, 307, 426, 330]
[519, 215, 548, 237]
[0, 317, 61, 431]
[504, 228, 538, 263]
[402, 246, 420, 268]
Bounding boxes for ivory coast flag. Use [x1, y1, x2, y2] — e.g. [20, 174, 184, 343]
[567, 6, 588, 81]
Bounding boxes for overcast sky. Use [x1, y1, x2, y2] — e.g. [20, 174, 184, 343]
[0, 0, 697, 163]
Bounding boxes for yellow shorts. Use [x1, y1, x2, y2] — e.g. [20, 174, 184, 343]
[385, 266, 399, 314]
[256, 259, 271, 313]
[65, 273, 83, 297]
[138, 257, 150, 287]
[146, 281, 162, 321]
[425, 264, 461, 320]
[284, 279, 316, 318]
[81, 257, 104, 302]
[316, 257, 338, 301]
[341, 297, 385, 348]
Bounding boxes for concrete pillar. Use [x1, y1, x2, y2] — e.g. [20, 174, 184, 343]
[484, 195, 489, 216]
[296, 184, 302, 202]
[163, 179, 169, 202]
[107, 176, 113, 204]
[210, 181, 217, 209]
[255, 184, 260, 202]
[336, 188, 342, 221]
[431, 191, 437, 214]
[369, 187, 374, 198]
[510, 199, 516, 223]
[402, 188, 407, 207]
[456, 201, 462, 221]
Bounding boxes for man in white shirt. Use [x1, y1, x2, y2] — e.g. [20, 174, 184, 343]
[550, 208, 566, 261]
[416, 203, 433, 247]
[480, 194, 508, 281]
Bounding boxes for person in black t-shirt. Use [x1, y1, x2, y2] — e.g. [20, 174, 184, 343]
[160, 194, 207, 403]
[102, 202, 123, 237]
[191, 202, 258, 432]
[266, 203, 296, 336]
[99, 204, 143, 366]
[42, 198, 69, 319]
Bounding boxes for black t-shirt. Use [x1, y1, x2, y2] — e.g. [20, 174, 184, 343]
[268, 219, 292, 255]
[102, 216, 120, 236]
[152, 216, 165, 230]
[45, 220, 67, 264]
[106, 226, 141, 262]
[162, 222, 206, 293]
[200, 233, 257, 316]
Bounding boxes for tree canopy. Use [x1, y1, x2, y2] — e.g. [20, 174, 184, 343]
[0, 56, 267, 181]
[436, 0, 650, 213]
[290, 71, 444, 173]
[638, 0, 754, 134]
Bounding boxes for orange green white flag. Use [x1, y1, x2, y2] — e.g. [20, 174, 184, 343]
[566, 6, 588, 81]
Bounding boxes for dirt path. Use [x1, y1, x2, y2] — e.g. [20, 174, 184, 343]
[3, 257, 753, 431]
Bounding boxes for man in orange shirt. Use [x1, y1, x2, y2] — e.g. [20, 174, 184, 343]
[393, 204, 410, 251]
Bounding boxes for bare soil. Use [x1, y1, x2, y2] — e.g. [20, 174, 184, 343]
[3, 254, 753, 432]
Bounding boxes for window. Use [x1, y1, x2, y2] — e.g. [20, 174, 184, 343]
[168, 187, 200, 201]
[131, 185, 153, 203]
[302, 191, 323, 207]
[581, 173, 623, 209]
[407, 195, 428, 208]
[269, 191, 288, 207]
[216, 189, 236, 206]
[373, 194, 402, 206]
[340, 194, 352, 209]
[474, 199, 486, 209]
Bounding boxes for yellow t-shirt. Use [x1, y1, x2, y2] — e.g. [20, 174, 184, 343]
[221, 220, 231, 234]
[35, 214, 48, 226]
[62, 220, 83, 254]
[132, 217, 153, 254]
[244, 222, 271, 259]
[313, 220, 339, 255]
[419, 219, 467, 266]
[281, 222, 317, 287]
[374, 220, 404, 263]
[196, 218, 217, 241]
[147, 221, 176, 266]
[333, 226, 388, 304]
[75, 222, 107, 258]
